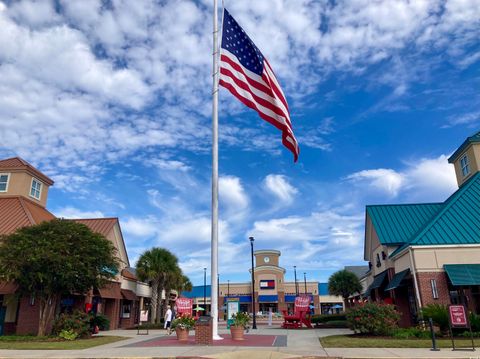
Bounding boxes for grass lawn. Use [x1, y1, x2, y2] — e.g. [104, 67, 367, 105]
[320, 335, 480, 349]
[0, 335, 127, 350]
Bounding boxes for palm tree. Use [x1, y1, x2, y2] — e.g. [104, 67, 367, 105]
[136, 248, 179, 323]
[328, 269, 362, 309]
[180, 275, 193, 293]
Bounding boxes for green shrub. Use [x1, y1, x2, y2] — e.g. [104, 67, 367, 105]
[393, 327, 431, 339]
[421, 304, 449, 333]
[58, 329, 78, 341]
[322, 320, 348, 327]
[90, 313, 110, 331]
[469, 313, 480, 332]
[52, 311, 91, 339]
[346, 303, 400, 336]
[311, 314, 347, 324]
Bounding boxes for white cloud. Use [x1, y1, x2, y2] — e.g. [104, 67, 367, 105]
[346, 155, 458, 201]
[54, 207, 105, 219]
[219, 176, 249, 212]
[264, 174, 299, 204]
[249, 210, 365, 268]
[346, 169, 404, 197]
[121, 217, 158, 238]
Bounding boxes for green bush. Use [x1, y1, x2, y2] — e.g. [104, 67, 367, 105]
[311, 314, 347, 324]
[90, 313, 110, 331]
[346, 303, 400, 336]
[52, 311, 91, 339]
[321, 320, 348, 327]
[393, 327, 432, 339]
[58, 329, 78, 341]
[421, 304, 449, 333]
[469, 313, 480, 332]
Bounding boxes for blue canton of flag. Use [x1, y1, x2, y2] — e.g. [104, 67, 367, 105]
[219, 9, 299, 162]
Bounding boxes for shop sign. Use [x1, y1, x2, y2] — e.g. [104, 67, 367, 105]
[140, 310, 149, 322]
[448, 305, 468, 327]
[260, 279, 275, 289]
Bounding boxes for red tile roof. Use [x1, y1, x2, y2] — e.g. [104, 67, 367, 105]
[0, 196, 55, 235]
[71, 218, 118, 237]
[0, 157, 54, 185]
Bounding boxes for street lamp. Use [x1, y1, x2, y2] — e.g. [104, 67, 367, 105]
[304, 272, 307, 294]
[217, 273, 220, 321]
[294, 266, 298, 296]
[227, 280, 230, 297]
[203, 267, 207, 314]
[249, 236, 257, 330]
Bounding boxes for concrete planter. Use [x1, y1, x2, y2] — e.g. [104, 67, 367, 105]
[175, 328, 189, 341]
[230, 325, 245, 341]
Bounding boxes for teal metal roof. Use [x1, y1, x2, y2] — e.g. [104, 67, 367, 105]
[409, 172, 480, 246]
[448, 130, 480, 163]
[444, 264, 480, 286]
[367, 203, 442, 245]
[384, 269, 409, 291]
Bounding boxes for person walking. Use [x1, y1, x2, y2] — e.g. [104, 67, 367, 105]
[164, 305, 173, 334]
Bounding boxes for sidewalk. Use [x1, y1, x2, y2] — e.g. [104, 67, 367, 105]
[0, 326, 477, 358]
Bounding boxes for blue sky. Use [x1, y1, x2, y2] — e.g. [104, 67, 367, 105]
[0, 0, 479, 286]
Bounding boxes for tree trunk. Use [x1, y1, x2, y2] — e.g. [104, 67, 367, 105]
[150, 281, 159, 324]
[38, 294, 59, 336]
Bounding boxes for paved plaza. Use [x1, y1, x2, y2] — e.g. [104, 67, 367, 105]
[0, 325, 478, 359]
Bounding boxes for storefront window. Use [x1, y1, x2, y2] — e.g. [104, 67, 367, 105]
[121, 302, 131, 318]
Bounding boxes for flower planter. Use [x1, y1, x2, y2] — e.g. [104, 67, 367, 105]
[175, 328, 189, 341]
[230, 325, 245, 341]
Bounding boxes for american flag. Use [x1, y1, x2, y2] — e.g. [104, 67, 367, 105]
[219, 9, 299, 162]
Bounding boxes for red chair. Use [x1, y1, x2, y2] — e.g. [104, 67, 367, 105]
[282, 296, 313, 329]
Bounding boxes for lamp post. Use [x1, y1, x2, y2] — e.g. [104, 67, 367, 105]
[227, 280, 230, 297]
[294, 266, 298, 296]
[203, 267, 207, 314]
[249, 236, 257, 330]
[304, 272, 307, 294]
[217, 273, 220, 320]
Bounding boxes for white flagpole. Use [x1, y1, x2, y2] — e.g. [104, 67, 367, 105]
[211, 0, 222, 340]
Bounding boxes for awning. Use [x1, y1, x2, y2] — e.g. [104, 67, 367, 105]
[444, 264, 480, 286]
[121, 289, 137, 301]
[97, 282, 122, 299]
[385, 269, 410, 291]
[0, 282, 17, 295]
[258, 295, 278, 302]
[370, 271, 388, 290]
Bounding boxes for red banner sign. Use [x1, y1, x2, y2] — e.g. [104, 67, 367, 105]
[176, 297, 193, 316]
[449, 305, 468, 327]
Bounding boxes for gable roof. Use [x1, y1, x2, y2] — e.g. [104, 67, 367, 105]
[0, 196, 55, 235]
[367, 203, 442, 245]
[345, 265, 369, 279]
[385, 172, 480, 258]
[0, 157, 54, 185]
[409, 172, 480, 246]
[71, 218, 118, 237]
[448, 130, 480, 163]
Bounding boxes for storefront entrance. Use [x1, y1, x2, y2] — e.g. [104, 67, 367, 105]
[259, 302, 277, 314]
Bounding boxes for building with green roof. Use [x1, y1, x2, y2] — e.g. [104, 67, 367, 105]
[361, 130, 480, 327]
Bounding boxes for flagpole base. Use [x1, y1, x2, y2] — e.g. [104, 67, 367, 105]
[213, 335, 224, 340]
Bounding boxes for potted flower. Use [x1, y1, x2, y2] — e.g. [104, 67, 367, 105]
[230, 312, 250, 340]
[171, 314, 195, 341]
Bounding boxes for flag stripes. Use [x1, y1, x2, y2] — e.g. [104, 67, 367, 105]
[219, 9, 299, 162]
